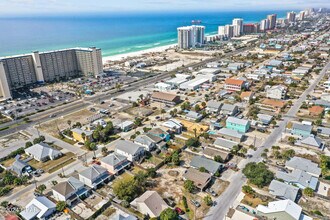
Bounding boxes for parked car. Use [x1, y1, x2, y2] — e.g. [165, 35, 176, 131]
[190, 199, 201, 207]
[175, 207, 185, 215]
[206, 188, 218, 197]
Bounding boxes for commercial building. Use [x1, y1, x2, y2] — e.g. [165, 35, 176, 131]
[224, 78, 246, 91]
[151, 92, 181, 106]
[0, 47, 103, 99]
[267, 14, 277, 30]
[232, 18, 244, 37]
[177, 25, 205, 49]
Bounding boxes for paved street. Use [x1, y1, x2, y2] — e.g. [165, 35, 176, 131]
[206, 61, 330, 220]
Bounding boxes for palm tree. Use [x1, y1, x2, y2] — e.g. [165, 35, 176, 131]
[67, 120, 72, 129]
[81, 132, 86, 141]
[115, 83, 122, 92]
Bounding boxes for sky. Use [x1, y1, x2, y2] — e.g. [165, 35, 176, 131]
[0, 0, 329, 16]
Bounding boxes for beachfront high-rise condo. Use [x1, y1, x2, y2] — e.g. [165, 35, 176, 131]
[232, 18, 244, 37]
[0, 47, 103, 99]
[260, 19, 270, 31]
[267, 14, 277, 30]
[287, 11, 296, 23]
[298, 11, 306, 21]
[177, 25, 205, 49]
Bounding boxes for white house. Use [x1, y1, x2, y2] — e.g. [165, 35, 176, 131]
[25, 142, 62, 162]
[115, 140, 145, 162]
[79, 164, 111, 189]
[266, 85, 287, 100]
[20, 196, 56, 220]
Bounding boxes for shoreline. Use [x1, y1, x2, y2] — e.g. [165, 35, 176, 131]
[103, 43, 177, 62]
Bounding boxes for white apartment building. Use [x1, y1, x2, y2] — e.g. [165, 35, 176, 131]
[177, 25, 205, 49]
[267, 14, 277, 29]
[232, 18, 243, 37]
[287, 11, 296, 22]
[260, 19, 270, 31]
[0, 47, 103, 99]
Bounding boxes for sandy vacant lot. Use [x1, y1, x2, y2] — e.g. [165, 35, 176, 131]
[40, 109, 94, 136]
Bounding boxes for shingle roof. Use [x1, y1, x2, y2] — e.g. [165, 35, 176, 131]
[221, 104, 237, 112]
[285, 157, 321, 177]
[52, 181, 75, 197]
[101, 153, 127, 167]
[262, 99, 285, 108]
[183, 168, 212, 189]
[257, 200, 302, 220]
[12, 159, 29, 175]
[79, 164, 108, 180]
[269, 180, 299, 201]
[207, 101, 222, 109]
[131, 191, 168, 217]
[190, 156, 223, 174]
[300, 135, 323, 148]
[276, 169, 318, 190]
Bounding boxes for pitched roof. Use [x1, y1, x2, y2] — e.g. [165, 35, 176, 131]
[101, 153, 127, 167]
[151, 92, 179, 102]
[218, 128, 244, 139]
[269, 180, 299, 201]
[203, 147, 230, 160]
[240, 91, 253, 99]
[183, 168, 212, 189]
[131, 191, 168, 217]
[300, 135, 323, 148]
[213, 138, 238, 150]
[52, 181, 75, 197]
[20, 196, 56, 220]
[190, 156, 223, 174]
[12, 159, 29, 175]
[226, 117, 249, 126]
[257, 200, 302, 220]
[261, 99, 285, 108]
[285, 157, 321, 177]
[276, 169, 318, 190]
[317, 126, 330, 135]
[207, 101, 222, 109]
[308, 106, 324, 114]
[115, 140, 145, 155]
[221, 103, 237, 112]
[25, 142, 61, 160]
[79, 164, 108, 180]
[225, 78, 244, 86]
[292, 122, 312, 132]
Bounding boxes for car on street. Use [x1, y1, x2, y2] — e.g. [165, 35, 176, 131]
[175, 207, 185, 215]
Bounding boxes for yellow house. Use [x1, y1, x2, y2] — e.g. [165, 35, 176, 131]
[178, 119, 209, 136]
[71, 128, 93, 142]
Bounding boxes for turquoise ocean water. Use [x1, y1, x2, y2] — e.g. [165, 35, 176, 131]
[0, 11, 288, 57]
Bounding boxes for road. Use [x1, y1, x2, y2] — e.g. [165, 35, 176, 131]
[0, 47, 250, 137]
[206, 61, 330, 220]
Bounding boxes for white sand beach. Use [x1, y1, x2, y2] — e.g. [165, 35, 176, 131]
[102, 43, 177, 62]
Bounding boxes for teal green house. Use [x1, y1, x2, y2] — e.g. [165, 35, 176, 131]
[291, 122, 312, 138]
[226, 117, 250, 133]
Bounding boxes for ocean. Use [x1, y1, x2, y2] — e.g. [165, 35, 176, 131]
[0, 11, 288, 57]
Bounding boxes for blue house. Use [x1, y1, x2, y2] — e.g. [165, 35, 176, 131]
[291, 122, 312, 138]
[226, 117, 250, 133]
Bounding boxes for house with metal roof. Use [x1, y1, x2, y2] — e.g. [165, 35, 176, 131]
[20, 196, 56, 220]
[117, 120, 135, 132]
[257, 200, 312, 220]
[266, 85, 287, 100]
[317, 126, 330, 137]
[52, 177, 89, 206]
[213, 137, 238, 151]
[25, 142, 62, 162]
[185, 111, 203, 121]
[11, 158, 31, 176]
[134, 134, 160, 151]
[226, 117, 250, 133]
[218, 128, 244, 142]
[285, 157, 321, 177]
[299, 135, 324, 149]
[130, 191, 168, 218]
[276, 169, 318, 190]
[291, 122, 312, 138]
[206, 101, 222, 114]
[162, 119, 183, 134]
[114, 140, 145, 162]
[257, 114, 273, 125]
[100, 153, 131, 175]
[190, 155, 224, 175]
[268, 180, 299, 201]
[220, 104, 239, 116]
[202, 147, 230, 162]
[79, 164, 111, 189]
